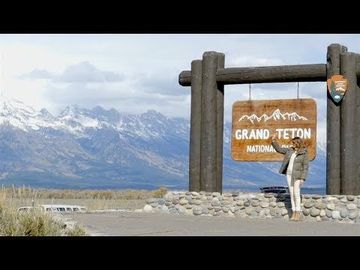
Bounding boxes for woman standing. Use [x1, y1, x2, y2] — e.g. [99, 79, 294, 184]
[271, 134, 309, 221]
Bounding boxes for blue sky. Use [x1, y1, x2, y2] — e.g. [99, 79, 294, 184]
[1, 34, 360, 144]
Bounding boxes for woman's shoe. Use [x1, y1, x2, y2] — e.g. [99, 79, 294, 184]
[290, 211, 296, 221]
[294, 211, 302, 221]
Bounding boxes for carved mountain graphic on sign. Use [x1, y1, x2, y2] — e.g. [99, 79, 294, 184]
[238, 109, 308, 124]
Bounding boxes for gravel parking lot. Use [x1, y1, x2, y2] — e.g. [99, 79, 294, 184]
[69, 211, 360, 236]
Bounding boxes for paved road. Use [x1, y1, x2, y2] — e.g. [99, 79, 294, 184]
[68, 211, 360, 236]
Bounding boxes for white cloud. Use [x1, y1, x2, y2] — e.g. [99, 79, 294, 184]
[2, 34, 360, 137]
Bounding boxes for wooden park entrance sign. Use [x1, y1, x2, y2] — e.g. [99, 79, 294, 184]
[178, 44, 360, 195]
[232, 99, 317, 161]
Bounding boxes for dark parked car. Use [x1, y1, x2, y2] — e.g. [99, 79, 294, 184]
[260, 186, 289, 194]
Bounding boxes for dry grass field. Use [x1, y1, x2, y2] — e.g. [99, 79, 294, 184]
[0, 186, 167, 236]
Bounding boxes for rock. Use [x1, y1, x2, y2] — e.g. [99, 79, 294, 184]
[150, 203, 158, 208]
[245, 208, 253, 215]
[251, 200, 260, 207]
[185, 192, 191, 195]
[347, 203, 357, 210]
[269, 197, 277, 202]
[190, 192, 199, 196]
[276, 208, 283, 216]
[326, 203, 335, 210]
[304, 200, 314, 208]
[146, 198, 156, 204]
[165, 202, 172, 207]
[176, 205, 186, 214]
[213, 206, 222, 212]
[185, 204, 192, 209]
[244, 201, 251, 207]
[193, 206, 202, 215]
[158, 199, 165, 205]
[222, 207, 229, 213]
[260, 202, 269, 208]
[228, 211, 235, 217]
[348, 210, 358, 220]
[143, 205, 153, 213]
[164, 193, 174, 200]
[232, 192, 239, 197]
[179, 199, 188, 205]
[316, 216, 322, 222]
[224, 193, 232, 197]
[270, 208, 277, 216]
[347, 195, 355, 201]
[134, 209, 143, 213]
[303, 209, 310, 216]
[234, 206, 241, 212]
[310, 208, 320, 217]
[340, 197, 348, 203]
[258, 210, 265, 218]
[222, 200, 231, 206]
[202, 207, 209, 215]
[212, 192, 221, 197]
[315, 202, 326, 209]
[255, 207, 261, 213]
[236, 200, 244, 206]
[312, 195, 322, 199]
[264, 193, 273, 198]
[211, 198, 221, 207]
[193, 200, 201, 205]
[264, 208, 271, 215]
[169, 208, 179, 215]
[160, 205, 169, 212]
[269, 202, 277, 207]
[281, 209, 288, 216]
[172, 199, 179, 205]
[319, 210, 326, 217]
[276, 202, 285, 208]
[325, 209, 332, 218]
[332, 211, 341, 219]
[340, 208, 349, 218]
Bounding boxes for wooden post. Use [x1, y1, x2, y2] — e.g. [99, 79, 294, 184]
[200, 52, 218, 192]
[216, 53, 225, 194]
[189, 60, 202, 192]
[340, 52, 360, 195]
[326, 44, 347, 195]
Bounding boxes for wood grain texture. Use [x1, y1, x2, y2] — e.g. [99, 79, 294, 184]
[231, 99, 317, 161]
[340, 52, 360, 195]
[189, 60, 202, 192]
[216, 53, 225, 194]
[200, 52, 218, 192]
[327, 44, 347, 195]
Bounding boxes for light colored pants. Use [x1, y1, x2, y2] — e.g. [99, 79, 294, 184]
[286, 175, 303, 211]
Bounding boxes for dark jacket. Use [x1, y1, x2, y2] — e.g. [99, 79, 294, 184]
[271, 140, 309, 180]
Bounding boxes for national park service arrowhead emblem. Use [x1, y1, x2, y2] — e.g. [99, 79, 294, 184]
[327, 75, 348, 103]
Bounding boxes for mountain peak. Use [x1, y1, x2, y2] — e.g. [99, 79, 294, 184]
[59, 105, 81, 118]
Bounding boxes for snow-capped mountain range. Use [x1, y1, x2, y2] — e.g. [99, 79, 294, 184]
[0, 97, 326, 190]
[239, 109, 308, 124]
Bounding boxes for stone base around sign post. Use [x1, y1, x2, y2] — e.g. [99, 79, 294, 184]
[142, 191, 360, 224]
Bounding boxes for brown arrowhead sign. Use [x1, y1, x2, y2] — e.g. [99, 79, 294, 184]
[327, 75, 348, 103]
